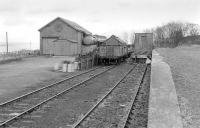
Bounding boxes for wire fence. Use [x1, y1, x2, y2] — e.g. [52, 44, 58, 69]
[0, 50, 40, 63]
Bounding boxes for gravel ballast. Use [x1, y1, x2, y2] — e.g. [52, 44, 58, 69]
[124, 65, 150, 128]
[77, 64, 148, 128]
[9, 63, 134, 128]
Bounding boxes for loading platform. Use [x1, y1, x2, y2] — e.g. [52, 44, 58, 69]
[148, 50, 183, 128]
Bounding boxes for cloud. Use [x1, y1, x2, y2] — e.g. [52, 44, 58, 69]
[2, 17, 32, 26]
[0, 0, 199, 50]
[0, 0, 81, 16]
[117, 2, 132, 8]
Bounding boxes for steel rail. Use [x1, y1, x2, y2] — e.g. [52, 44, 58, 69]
[72, 64, 137, 128]
[122, 65, 148, 128]
[0, 67, 101, 107]
[0, 66, 115, 127]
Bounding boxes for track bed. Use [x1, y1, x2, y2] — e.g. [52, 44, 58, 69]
[0, 66, 112, 127]
[1, 63, 151, 128]
[123, 65, 150, 128]
[4, 64, 133, 127]
[74, 64, 150, 128]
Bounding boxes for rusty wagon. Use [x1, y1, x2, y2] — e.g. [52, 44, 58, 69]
[98, 35, 128, 65]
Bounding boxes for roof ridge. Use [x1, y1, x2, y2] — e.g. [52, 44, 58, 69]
[111, 35, 127, 45]
[39, 17, 92, 35]
[59, 17, 92, 35]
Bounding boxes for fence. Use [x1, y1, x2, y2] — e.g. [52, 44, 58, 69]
[78, 50, 99, 70]
[0, 50, 40, 63]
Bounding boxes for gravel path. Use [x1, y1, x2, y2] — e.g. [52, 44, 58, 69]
[8, 63, 133, 128]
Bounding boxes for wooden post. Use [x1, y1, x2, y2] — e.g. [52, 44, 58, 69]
[86, 58, 89, 69]
[80, 59, 83, 70]
[30, 41, 32, 50]
[92, 56, 94, 68]
[6, 32, 8, 53]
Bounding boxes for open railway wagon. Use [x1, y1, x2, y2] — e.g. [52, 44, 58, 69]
[98, 35, 128, 65]
[131, 33, 153, 63]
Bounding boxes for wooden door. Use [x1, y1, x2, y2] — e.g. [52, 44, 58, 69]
[42, 38, 57, 55]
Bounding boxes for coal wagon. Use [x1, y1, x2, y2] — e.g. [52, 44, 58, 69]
[98, 35, 128, 65]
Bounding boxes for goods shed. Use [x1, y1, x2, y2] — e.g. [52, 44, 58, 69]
[39, 17, 92, 56]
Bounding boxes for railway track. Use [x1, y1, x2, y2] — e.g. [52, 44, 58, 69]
[70, 64, 148, 128]
[122, 65, 150, 128]
[0, 67, 101, 107]
[72, 64, 145, 128]
[0, 66, 115, 127]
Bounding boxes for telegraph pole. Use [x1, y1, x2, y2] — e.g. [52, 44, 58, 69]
[30, 41, 31, 50]
[6, 32, 8, 53]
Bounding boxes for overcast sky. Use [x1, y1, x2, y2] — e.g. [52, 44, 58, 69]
[0, 0, 200, 50]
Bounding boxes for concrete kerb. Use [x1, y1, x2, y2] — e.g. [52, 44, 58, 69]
[148, 50, 183, 128]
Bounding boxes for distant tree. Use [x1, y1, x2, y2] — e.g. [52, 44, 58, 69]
[186, 23, 200, 36]
[130, 32, 135, 44]
[143, 28, 154, 33]
[167, 22, 184, 46]
[151, 21, 200, 47]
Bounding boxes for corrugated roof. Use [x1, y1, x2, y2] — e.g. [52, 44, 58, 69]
[39, 17, 92, 35]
